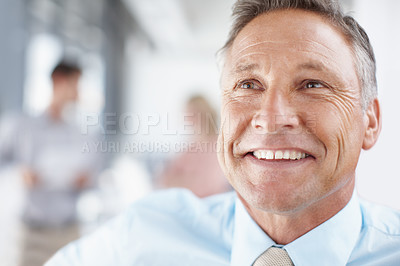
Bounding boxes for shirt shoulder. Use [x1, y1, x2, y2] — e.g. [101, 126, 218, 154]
[359, 199, 400, 236]
[127, 189, 236, 252]
[348, 199, 400, 265]
[133, 188, 236, 218]
[46, 189, 236, 266]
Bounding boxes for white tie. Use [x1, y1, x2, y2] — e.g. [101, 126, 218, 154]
[252, 246, 294, 266]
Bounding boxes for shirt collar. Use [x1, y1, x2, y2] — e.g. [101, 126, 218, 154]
[286, 191, 362, 265]
[231, 195, 275, 266]
[230, 191, 362, 266]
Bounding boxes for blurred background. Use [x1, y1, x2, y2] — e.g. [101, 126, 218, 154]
[0, 0, 399, 265]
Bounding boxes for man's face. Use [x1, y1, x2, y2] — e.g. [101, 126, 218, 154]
[53, 73, 80, 105]
[218, 9, 370, 214]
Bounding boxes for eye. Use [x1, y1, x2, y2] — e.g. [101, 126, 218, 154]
[302, 80, 327, 89]
[237, 80, 263, 90]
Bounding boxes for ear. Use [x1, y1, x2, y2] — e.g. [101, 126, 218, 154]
[362, 98, 382, 150]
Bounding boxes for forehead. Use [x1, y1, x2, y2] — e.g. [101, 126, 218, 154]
[225, 9, 356, 77]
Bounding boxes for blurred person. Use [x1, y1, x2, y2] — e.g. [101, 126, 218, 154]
[46, 0, 400, 265]
[156, 95, 230, 197]
[0, 61, 102, 266]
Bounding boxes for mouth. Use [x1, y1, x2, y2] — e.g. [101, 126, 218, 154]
[250, 149, 314, 161]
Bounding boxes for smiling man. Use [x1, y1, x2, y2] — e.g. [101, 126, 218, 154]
[46, 0, 400, 265]
[218, 6, 377, 246]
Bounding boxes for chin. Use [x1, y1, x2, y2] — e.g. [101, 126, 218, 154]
[237, 180, 315, 215]
[251, 193, 305, 214]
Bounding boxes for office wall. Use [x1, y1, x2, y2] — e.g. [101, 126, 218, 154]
[348, 0, 400, 210]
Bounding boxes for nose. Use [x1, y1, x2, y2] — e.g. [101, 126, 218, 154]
[251, 88, 300, 134]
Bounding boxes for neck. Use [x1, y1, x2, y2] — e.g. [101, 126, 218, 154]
[240, 178, 355, 245]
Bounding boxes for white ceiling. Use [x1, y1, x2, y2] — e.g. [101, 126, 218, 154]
[122, 0, 235, 52]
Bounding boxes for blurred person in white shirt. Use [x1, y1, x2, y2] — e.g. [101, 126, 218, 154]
[0, 61, 103, 266]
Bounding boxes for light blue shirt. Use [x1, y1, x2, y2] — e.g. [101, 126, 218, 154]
[46, 189, 400, 266]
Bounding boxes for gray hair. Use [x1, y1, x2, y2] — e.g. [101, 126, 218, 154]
[222, 0, 377, 109]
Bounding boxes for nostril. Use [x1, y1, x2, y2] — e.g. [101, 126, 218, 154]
[252, 111, 301, 133]
[252, 114, 267, 130]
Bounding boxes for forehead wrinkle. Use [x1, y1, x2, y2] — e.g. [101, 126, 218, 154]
[232, 48, 333, 68]
[229, 52, 272, 76]
[301, 39, 337, 55]
[234, 14, 341, 54]
[229, 50, 333, 74]
[233, 40, 286, 58]
[232, 38, 338, 61]
[234, 49, 332, 62]
[236, 31, 258, 48]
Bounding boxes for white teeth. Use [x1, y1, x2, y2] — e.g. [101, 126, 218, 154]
[266, 150, 274, 160]
[261, 151, 267, 159]
[253, 150, 309, 160]
[275, 151, 283, 159]
[283, 151, 290, 159]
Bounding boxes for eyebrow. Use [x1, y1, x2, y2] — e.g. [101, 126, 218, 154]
[232, 63, 260, 74]
[296, 62, 325, 72]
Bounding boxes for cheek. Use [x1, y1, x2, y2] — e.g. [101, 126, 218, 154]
[220, 95, 257, 142]
[218, 95, 256, 174]
[304, 88, 361, 140]
[311, 96, 365, 176]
